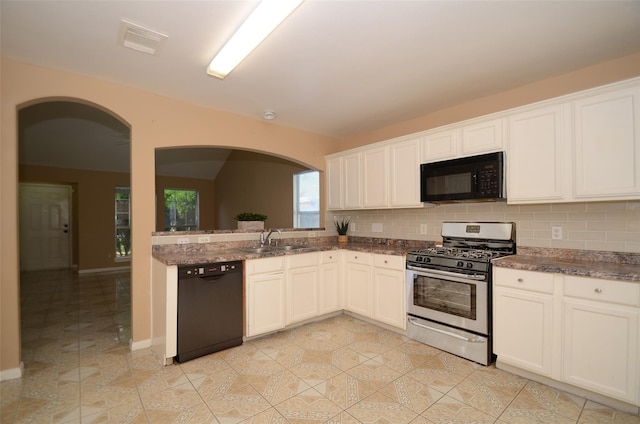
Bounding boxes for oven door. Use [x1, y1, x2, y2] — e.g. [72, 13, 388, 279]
[406, 266, 488, 335]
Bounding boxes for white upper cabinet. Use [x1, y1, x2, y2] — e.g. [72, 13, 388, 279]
[420, 118, 504, 163]
[461, 118, 504, 155]
[389, 138, 422, 207]
[573, 86, 640, 200]
[326, 156, 343, 210]
[362, 146, 388, 208]
[507, 104, 570, 203]
[343, 152, 362, 209]
[326, 136, 421, 210]
[421, 128, 459, 162]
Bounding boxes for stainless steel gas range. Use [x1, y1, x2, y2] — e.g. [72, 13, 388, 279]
[406, 222, 516, 365]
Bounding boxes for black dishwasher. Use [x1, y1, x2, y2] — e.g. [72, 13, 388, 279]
[176, 261, 243, 363]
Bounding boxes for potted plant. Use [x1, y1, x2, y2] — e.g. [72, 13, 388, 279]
[335, 217, 350, 243]
[235, 212, 267, 230]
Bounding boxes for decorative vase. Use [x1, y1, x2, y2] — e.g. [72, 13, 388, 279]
[338, 235, 348, 243]
[238, 221, 265, 230]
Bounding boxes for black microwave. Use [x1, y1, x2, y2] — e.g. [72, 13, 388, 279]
[420, 152, 504, 202]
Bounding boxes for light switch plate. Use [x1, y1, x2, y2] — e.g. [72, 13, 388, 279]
[372, 223, 383, 233]
[420, 224, 428, 234]
[551, 226, 563, 240]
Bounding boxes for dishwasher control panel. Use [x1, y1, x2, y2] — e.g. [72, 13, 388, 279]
[178, 261, 242, 278]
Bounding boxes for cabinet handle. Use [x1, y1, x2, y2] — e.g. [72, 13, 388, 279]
[594, 288, 602, 293]
[517, 278, 523, 283]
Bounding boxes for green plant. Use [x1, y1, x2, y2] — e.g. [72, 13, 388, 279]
[234, 212, 267, 221]
[334, 217, 350, 235]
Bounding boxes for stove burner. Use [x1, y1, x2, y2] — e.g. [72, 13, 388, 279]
[411, 247, 505, 261]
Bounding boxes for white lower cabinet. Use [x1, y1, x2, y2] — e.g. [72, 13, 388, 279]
[246, 257, 286, 337]
[493, 268, 555, 377]
[319, 251, 342, 314]
[344, 251, 373, 318]
[561, 276, 640, 404]
[286, 253, 320, 325]
[372, 254, 406, 329]
[493, 268, 640, 407]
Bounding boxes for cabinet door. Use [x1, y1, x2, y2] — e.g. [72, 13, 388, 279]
[507, 104, 568, 203]
[573, 87, 640, 199]
[461, 118, 504, 155]
[421, 129, 459, 162]
[326, 156, 343, 210]
[362, 147, 388, 208]
[287, 266, 319, 324]
[319, 252, 341, 314]
[247, 271, 285, 337]
[562, 298, 639, 403]
[345, 263, 371, 317]
[372, 265, 405, 330]
[389, 138, 422, 207]
[343, 152, 362, 209]
[493, 287, 554, 377]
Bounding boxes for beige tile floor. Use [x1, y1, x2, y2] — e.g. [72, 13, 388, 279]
[2, 269, 639, 423]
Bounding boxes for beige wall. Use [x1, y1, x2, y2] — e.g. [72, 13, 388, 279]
[214, 150, 309, 229]
[1, 58, 339, 376]
[155, 175, 217, 232]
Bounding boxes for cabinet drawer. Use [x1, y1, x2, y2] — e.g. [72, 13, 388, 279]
[344, 251, 372, 265]
[321, 251, 339, 264]
[374, 254, 404, 270]
[246, 257, 284, 274]
[494, 268, 554, 294]
[287, 252, 320, 269]
[564, 276, 640, 306]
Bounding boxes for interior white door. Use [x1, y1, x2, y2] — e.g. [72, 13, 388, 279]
[19, 183, 72, 271]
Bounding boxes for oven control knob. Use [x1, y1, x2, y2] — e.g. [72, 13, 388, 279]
[425, 257, 431, 263]
[466, 262, 474, 269]
[456, 261, 464, 267]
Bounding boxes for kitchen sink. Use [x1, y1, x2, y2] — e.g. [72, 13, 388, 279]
[240, 247, 275, 254]
[239, 245, 312, 254]
[275, 245, 308, 251]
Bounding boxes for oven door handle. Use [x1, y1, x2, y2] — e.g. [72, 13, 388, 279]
[407, 317, 487, 343]
[406, 265, 486, 281]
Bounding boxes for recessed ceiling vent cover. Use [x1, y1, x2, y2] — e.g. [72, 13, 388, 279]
[118, 20, 167, 55]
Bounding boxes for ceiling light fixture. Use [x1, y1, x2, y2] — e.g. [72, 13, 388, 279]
[207, 0, 304, 79]
[263, 110, 277, 120]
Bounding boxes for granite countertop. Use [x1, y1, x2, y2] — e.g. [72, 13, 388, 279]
[152, 239, 415, 266]
[492, 247, 640, 282]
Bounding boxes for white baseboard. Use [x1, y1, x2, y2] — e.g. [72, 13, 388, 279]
[0, 362, 24, 381]
[130, 338, 152, 351]
[78, 266, 131, 275]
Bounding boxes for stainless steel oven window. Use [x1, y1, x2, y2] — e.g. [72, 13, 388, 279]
[413, 275, 476, 320]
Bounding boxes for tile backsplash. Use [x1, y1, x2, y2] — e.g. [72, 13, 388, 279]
[326, 200, 640, 253]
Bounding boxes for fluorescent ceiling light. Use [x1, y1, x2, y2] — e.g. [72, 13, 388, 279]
[207, 0, 304, 79]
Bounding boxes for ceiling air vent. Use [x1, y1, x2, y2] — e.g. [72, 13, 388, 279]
[118, 20, 167, 55]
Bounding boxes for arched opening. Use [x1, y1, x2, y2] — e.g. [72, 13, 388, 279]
[17, 98, 133, 375]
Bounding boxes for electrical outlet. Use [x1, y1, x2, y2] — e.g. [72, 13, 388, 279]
[350, 223, 356, 233]
[177, 237, 190, 244]
[551, 226, 563, 240]
[372, 223, 383, 233]
[198, 236, 210, 243]
[420, 224, 429, 235]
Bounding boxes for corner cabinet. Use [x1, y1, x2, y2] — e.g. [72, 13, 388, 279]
[326, 136, 421, 211]
[493, 267, 640, 407]
[246, 257, 286, 337]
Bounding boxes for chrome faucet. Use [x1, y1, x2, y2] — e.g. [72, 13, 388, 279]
[260, 228, 282, 247]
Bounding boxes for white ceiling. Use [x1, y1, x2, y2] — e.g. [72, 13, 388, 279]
[4, 0, 640, 177]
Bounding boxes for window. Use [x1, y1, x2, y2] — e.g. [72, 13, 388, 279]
[115, 186, 131, 259]
[164, 189, 199, 231]
[293, 171, 319, 228]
